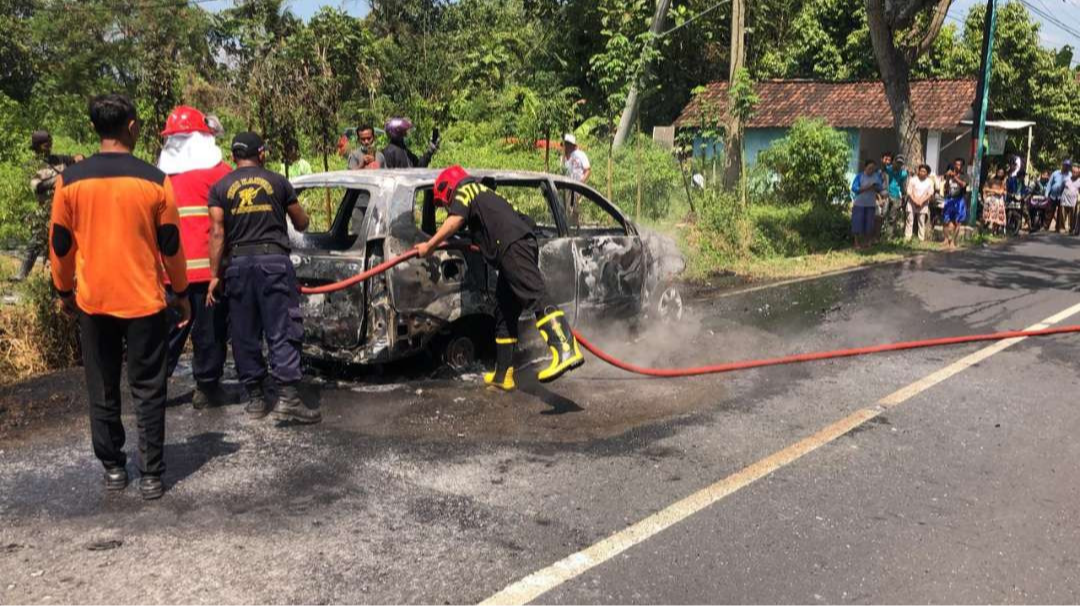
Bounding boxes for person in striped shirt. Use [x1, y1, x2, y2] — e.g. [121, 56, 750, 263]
[157, 106, 233, 408]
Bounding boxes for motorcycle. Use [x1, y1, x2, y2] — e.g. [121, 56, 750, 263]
[1028, 194, 1051, 234]
[1005, 192, 1026, 236]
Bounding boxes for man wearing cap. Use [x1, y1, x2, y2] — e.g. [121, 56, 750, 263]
[158, 106, 233, 408]
[206, 132, 321, 424]
[561, 134, 591, 184]
[17, 131, 82, 281]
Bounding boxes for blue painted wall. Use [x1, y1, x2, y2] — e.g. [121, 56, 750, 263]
[693, 127, 861, 176]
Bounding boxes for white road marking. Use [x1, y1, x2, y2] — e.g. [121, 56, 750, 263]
[479, 300, 1080, 606]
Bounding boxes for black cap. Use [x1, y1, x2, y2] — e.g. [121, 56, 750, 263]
[30, 130, 51, 149]
[231, 132, 265, 159]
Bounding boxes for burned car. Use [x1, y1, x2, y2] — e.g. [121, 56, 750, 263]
[289, 169, 684, 368]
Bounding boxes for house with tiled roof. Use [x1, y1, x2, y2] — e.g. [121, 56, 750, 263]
[674, 79, 977, 175]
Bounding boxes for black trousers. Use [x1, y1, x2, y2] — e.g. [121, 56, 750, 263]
[494, 237, 550, 340]
[79, 310, 169, 476]
[166, 282, 228, 386]
[225, 254, 303, 386]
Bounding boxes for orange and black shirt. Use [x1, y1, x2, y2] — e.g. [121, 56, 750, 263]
[50, 152, 189, 318]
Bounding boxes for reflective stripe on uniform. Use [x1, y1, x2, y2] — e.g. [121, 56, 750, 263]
[177, 205, 208, 217]
[186, 258, 211, 270]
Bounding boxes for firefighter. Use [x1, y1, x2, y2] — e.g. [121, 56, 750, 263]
[158, 106, 232, 408]
[206, 132, 321, 424]
[415, 166, 584, 390]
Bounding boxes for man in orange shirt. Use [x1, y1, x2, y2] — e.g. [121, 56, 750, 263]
[50, 94, 191, 500]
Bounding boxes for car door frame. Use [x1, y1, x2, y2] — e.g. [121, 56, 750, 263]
[549, 177, 647, 322]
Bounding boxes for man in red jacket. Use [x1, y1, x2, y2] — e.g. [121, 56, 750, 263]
[158, 106, 233, 408]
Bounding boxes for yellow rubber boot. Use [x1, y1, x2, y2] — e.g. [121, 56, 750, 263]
[536, 309, 584, 383]
[484, 338, 517, 391]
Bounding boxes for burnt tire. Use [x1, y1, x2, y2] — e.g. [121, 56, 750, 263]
[441, 334, 477, 371]
[651, 282, 685, 324]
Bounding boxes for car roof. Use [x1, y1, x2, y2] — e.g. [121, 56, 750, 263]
[291, 169, 566, 189]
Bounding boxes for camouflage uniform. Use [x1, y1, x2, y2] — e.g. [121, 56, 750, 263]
[19, 154, 75, 279]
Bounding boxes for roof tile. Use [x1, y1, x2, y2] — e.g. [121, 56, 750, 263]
[675, 79, 977, 131]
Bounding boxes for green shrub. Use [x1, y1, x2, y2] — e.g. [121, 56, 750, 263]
[691, 187, 754, 267]
[747, 203, 849, 257]
[0, 161, 35, 248]
[589, 134, 685, 222]
[756, 118, 850, 208]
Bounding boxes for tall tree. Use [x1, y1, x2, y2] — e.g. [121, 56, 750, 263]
[866, 0, 952, 164]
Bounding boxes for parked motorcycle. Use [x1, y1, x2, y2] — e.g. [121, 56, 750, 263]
[1005, 192, 1026, 236]
[1028, 194, 1050, 234]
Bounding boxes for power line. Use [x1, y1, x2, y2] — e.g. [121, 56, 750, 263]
[1016, 0, 1080, 46]
[656, 0, 730, 39]
[29, 0, 227, 12]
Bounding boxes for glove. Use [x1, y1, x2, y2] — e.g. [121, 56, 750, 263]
[428, 127, 441, 153]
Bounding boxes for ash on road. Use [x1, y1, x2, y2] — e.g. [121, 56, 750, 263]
[4, 235, 1080, 604]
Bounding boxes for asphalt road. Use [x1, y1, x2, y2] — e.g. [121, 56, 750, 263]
[3, 234, 1080, 604]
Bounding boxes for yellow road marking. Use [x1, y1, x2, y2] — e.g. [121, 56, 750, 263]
[479, 300, 1080, 606]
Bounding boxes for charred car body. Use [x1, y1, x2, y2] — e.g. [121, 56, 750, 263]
[289, 170, 684, 367]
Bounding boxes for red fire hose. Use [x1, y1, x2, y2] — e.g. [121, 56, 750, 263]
[299, 248, 1080, 377]
[300, 250, 419, 295]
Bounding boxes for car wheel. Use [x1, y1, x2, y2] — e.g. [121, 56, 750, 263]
[442, 334, 477, 371]
[652, 283, 684, 324]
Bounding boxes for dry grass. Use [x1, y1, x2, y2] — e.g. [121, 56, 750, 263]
[0, 304, 52, 384]
[0, 255, 80, 386]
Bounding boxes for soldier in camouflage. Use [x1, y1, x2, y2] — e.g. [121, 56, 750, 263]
[17, 131, 81, 281]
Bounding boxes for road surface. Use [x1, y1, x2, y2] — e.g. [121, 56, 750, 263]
[3, 234, 1080, 604]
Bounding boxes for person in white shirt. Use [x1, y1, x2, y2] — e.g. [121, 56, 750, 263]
[906, 163, 936, 242]
[562, 134, 591, 183]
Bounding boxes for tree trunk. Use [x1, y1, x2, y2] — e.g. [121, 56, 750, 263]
[865, 0, 952, 166]
[721, 0, 746, 190]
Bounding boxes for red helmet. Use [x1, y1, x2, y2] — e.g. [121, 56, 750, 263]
[434, 165, 471, 207]
[161, 105, 212, 137]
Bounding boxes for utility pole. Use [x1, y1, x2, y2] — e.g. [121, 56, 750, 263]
[969, 0, 997, 226]
[612, 0, 671, 150]
[722, 0, 746, 189]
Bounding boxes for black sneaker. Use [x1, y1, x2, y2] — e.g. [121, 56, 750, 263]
[192, 381, 227, 410]
[242, 381, 271, 419]
[271, 384, 322, 425]
[103, 467, 128, 492]
[139, 475, 164, 500]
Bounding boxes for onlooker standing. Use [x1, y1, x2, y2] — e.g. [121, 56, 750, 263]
[381, 117, 438, 169]
[157, 105, 233, 409]
[17, 131, 81, 281]
[982, 166, 1008, 233]
[942, 158, 969, 248]
[281, 142, 312, 178]
[562, 134, 591, 184]
[207, 132, 321, 424]
[50, 94, 191, 500]
[884, 154, 909, 236]
[1048, 159, 1071, 232]
[906, 164, 935, 242]
[851, 159, 883, 249]
[347, 124, 385, 170]
[1064, 164, 1080, 235]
